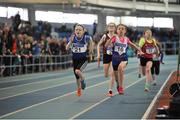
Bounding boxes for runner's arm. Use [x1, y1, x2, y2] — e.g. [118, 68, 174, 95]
[66, 34, 74, 50]
[97, 35, 105, 59]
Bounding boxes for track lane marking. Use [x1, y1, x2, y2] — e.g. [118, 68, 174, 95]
[0, 72, 104, 100]
[0, 71, 137, 119]
[69, 76, 146, 119]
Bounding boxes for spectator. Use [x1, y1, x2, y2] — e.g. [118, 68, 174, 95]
[13, 12, 21, 32]
[93, 20, 97, 36]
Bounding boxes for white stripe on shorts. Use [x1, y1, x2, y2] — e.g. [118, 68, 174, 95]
[80, 60, 88, 71]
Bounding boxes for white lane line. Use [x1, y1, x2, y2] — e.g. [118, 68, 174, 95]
[0, 62, 101, 83]
[0, 78, 108, 119]
[0, 73, 104, 100]
[0, 72, 71, 84]
[0, 66, 137, 90]
[0, 75, 74, 91]
[141, 70, 175, 120]
[69, 76, 146, 120]
[0, 62, 137, 83]
[0, 80, 74, 100]
[0, 71, 137, 119]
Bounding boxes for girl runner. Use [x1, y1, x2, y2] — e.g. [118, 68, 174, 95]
[97, 22, 116, 97]
[66, 24, 93, 97]
[139, 29, 159, 91]
[151, 40, 162, 85]
[106, 24, 143, 94]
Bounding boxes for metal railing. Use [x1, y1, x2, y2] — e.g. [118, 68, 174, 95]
[0, 54, 72, 77]
[161, 41, 179, 55]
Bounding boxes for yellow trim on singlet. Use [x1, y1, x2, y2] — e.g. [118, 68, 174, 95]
[139, 37, 157, 47]
[139, 37, 145, 48]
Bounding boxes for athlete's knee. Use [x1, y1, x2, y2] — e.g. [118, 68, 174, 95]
[75, 69, 80, 74]
[118, 66, 124, 73]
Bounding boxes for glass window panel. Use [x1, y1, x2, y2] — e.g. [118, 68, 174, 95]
[7, 7, 28, 21]
[137, 17, 153, 27]
[62, 13, 77, 23]
[0, 6, 7, 17]
[106, 16, 120, 25]
[77, 14, 97, 24]
[35, 11, 63, 23]
[35, 11, 47, 21]
[121, 16, 137, 27]
[154, 17, 173, 28]
[35, 11, 97, 24]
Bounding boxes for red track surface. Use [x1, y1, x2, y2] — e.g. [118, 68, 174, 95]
[149, 71, 180, 119]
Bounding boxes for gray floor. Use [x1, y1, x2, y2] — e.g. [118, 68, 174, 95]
[0, 55, 177, 119]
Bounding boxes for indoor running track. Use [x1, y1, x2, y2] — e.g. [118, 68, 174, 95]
[0, 55, 177, 119]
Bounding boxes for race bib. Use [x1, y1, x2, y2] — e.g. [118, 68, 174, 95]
[146, 47, 155, 54]
[106, 47, 112, 55]
[72, 44, 87, 53]
[114, 46, 126, 55]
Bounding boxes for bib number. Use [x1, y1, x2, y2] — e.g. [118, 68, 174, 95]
[106, 47, 112, 55]
[72, 44, 87, 53]
[146, 48, 155, 54]
[115, 46, 125, 55]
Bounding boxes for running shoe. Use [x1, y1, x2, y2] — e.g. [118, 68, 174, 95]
[161, 61, 165, 64]
[152, 80, 157, 86]
[117, 86, 124, 95]
[76, 88, 81, 97]
[107, 90, 113, 97]
[81, 80, 86, 90]
[144, 83, 150, 92]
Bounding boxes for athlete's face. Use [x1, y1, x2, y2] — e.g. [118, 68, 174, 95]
[107, 23, 116, 33]
[74, 25, 85, 38]
[117, 25, 126, 36]
[144, 30, 152, 39]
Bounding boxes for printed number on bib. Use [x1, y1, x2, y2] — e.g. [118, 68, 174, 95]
[106, 47, 112, 55]
[115, 46, 125, 55]
[72, 45, 87, 53]
[146, 47, 155, 54]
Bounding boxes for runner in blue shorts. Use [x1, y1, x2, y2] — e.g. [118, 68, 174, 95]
[106, 24, 143, 95]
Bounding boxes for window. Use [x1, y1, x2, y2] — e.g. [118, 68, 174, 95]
[0, 6, 7, 17]
[35, 11, 63, 23]
[106, 16, 120, 25]
[154, 17, 173, 28]
[77, 14, 97, 24]
[35, 10, 97, 25]
[7, 7, 28, 21]
[121, 16, 137, 27]
[62, 13, 77, 23]
[137, 17, 153, 27]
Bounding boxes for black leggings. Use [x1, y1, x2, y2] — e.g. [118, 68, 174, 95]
[151, 61, 160, 75]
